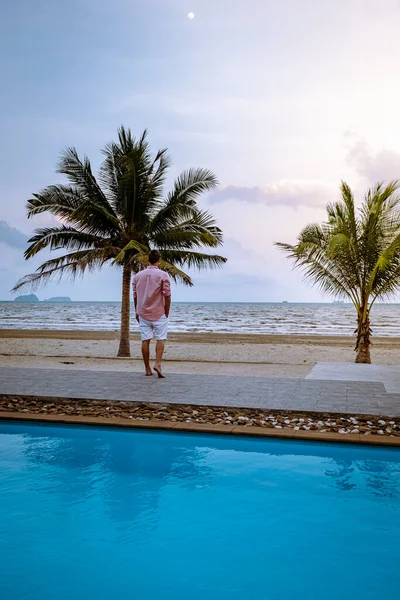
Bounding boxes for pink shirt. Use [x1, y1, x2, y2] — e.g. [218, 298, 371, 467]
[133, 266, 171, 321]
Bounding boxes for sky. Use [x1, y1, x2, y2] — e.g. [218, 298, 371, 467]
[2, 0, 400, 301]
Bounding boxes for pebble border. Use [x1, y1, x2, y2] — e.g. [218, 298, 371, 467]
[0, 394, 399, 446]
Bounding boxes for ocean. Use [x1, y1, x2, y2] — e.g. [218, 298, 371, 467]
[1, 301, 400, 336]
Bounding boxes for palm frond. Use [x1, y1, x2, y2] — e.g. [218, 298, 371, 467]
[150, 168, 218, 232]
[145, 149, 171, 209]
[151, 209, 223, 249]
[57, 147, 120, 234]
[371, 261, 400, 302]
[109, 128, 166, 232]
[159, 259, 193, 286]
[275, 237, 360, 306]
[360, 181, 400, 278]
[368, 231, 400, 301]
[113, 239, 150, 265]
[26, 185, 83, 219]
[98, 141, 124, 203]
[12, 247, 118, 292]
[24, 226, 107, 259]
[169, 168, 218, 203]
[57, 147, 113, 211]
[158, 249, 227, 271]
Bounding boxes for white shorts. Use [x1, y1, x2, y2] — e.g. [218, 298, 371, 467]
[139, 315, 168, 341]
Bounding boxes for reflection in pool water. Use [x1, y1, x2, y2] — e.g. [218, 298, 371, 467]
[0, 422, 399, 600]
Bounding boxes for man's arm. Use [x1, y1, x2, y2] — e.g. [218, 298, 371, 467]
[164, 295, 171, 318]
[134, 297, 139, 321]
[133, 276, 139, 321]
[162, 275, 171, 318]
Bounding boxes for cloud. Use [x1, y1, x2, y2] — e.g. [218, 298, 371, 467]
[174, 237, 290, 302]
[220, 237, 265, 268]
[0, 221, 28, 249]
[208, 180, 335, 209]
[345, 133, 400, 184]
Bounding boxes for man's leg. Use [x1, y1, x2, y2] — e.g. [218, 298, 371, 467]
[153, 316, 168, 377]
[142, 340, 152, 376]
[138, 317, 153, 376]
[155, 340, 165, 374]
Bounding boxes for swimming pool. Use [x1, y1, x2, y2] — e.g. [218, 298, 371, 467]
[0, 422, 399, 600]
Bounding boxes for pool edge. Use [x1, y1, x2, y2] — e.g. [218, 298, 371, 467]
[1, 411, 399, 447]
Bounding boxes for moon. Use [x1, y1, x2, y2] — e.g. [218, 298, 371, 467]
[188, 12, 195, 19]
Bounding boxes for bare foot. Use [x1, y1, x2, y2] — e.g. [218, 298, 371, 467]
[153, 364, 165, 378]
[145, 369, 153, 376]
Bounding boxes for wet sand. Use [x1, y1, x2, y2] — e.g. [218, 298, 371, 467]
[2, 328, 400, 347]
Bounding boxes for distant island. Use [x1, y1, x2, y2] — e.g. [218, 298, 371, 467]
[14, 294, 39, 302]
[13, 295, 72, 302]
[44, 297, 72, 303]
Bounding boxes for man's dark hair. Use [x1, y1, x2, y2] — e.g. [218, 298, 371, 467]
[148, 249, 161, 265]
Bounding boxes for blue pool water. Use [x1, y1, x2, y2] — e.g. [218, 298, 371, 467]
[0, 422, 399, 600]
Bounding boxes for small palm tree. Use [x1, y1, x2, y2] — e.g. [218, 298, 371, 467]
[276, 181, 400, 363]
[12, 127, 226, 357]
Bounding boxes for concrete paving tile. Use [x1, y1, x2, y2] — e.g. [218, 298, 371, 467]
[374, 407, 400, 417]
[2, 366, 400, 417]
[317, 404, 348, 412]
[284, 402, 319, 411]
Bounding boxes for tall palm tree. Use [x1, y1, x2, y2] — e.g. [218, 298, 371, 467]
[276, 181, 400, 363]
[12, 127, 227, 357]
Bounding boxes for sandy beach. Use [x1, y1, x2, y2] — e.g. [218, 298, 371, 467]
[1, 329, 400, 377]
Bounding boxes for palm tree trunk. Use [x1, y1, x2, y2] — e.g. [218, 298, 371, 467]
[355, 311, 371, 364]
[117, 264, 132, 357]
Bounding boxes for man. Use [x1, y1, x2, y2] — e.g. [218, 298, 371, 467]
[133, 250, 171, 378]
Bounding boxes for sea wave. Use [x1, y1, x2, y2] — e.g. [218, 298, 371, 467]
[1, 301, 400, 336]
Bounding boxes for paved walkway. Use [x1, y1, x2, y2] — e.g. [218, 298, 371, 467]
[307, 362, 400, 394]
[1, 367, 400, 416]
